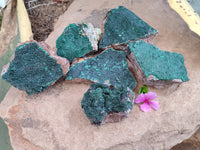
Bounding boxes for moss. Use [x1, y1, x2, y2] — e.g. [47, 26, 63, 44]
[81, 83, 134, 125]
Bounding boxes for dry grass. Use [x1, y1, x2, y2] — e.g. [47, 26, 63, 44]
[24, 0, 73, 41]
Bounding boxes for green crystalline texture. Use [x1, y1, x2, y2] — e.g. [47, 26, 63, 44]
[2, 42, 63, 94]
[56, 23, 93, 61]
[81, 83, 134, 125]
[66, 48, 137, 89]
[128, 40, 189, 82]
[99, 6, 158, 49]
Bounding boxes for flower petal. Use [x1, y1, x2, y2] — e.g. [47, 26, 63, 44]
[135, 93, 145, 104]
[149, 100, 159, 110]
[140, 103, 151, 112]
[144, 92, 157, 100]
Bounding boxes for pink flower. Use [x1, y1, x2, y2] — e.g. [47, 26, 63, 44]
[135, 92, 159, 112]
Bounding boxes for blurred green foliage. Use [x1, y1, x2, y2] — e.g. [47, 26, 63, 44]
[0, 117, 13, 150]
[0, 15, 2, 30]
[188, 0, 200, 15]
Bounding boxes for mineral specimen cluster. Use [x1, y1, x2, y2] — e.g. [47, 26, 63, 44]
[1, 41, 68, 94]
[127, 41, 189, 87]
[81, 83, 134, 125]
[56, 23, 101, 61]
[66, 48, 136, 89]
[99, 6, 158, 49]
[1, 6, 189, 125]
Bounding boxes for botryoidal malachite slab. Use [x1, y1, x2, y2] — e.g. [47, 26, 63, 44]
[66, 48, 136, 89]
[1, 42, 63, 94]
[128, 40, 189, 82]
[81, 83, 134, 125]
[56, 23, 101, 61]
[99, 6, 158, 49]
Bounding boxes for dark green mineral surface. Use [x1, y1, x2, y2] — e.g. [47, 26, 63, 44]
[128, 40, 189, 81]
[1, 42, 63, 94]
[56, 23, 93, 61]
[81, 83, 134, 125]
[66, 48, 136, 89]
[99, 6, 158, 49]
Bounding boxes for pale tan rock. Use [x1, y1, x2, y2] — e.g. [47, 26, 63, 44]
[171, 128, 200, 150]
[0, 0, 200, 150]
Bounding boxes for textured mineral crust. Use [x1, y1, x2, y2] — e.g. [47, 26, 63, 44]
[56, 23, 101, 61]
[99, 6, 158, 49]
[38, 41, 70, 75]
[1, 41, 64, 94]
[81, 83, 134, 125]
[66, 48, 137, 89]
[127, 40, 189, 87]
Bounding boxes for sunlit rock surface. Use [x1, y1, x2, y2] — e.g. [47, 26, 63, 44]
[1, 0, 200, 150]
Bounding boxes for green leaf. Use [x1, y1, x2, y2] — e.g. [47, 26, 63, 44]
[139, 86, 148, 94]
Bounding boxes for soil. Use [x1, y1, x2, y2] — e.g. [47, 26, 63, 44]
[24, 0, 73, 41]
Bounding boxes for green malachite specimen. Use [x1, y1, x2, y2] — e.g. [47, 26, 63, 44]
[66, 48, 137, 89]
[1, 42, 63, 94]
[56, 23, 100, 62]
[81, 83, 134, 125]
[99, 6, 158, 49]
[128, 40, 189, 82]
